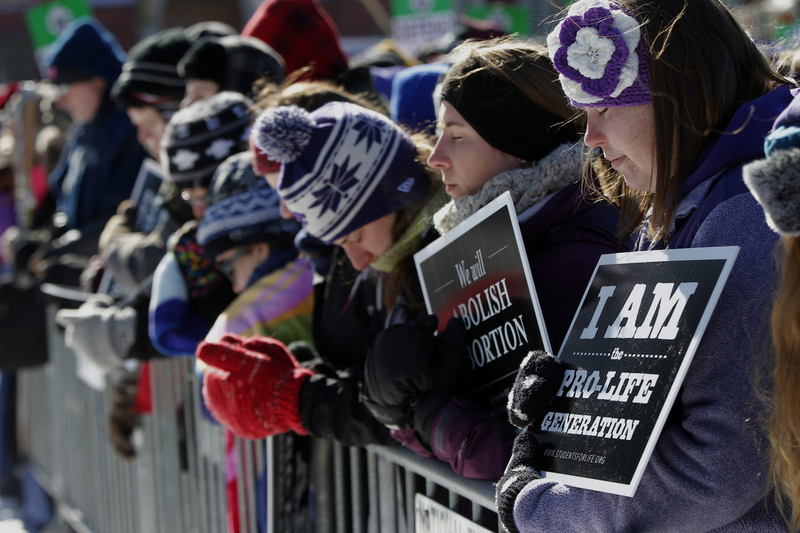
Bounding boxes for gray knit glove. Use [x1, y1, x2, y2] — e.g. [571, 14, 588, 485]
[495, 429, 543, 533]
[507, 350, 566, 428]
[56, 295, 137, 371]
[495, 351, 565, 532]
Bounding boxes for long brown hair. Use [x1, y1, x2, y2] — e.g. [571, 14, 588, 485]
[587, 0, 790, 242]
[384, 134, 443, 313]
[769, 236, 800, 530]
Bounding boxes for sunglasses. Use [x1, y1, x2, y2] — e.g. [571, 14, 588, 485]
[216, 247, 250, 281]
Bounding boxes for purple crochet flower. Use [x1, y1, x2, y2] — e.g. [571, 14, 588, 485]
[553, 6, 629, 99]
[548, 0, 650, 107]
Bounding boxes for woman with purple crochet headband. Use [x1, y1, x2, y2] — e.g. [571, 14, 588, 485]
[496, 0, 795, 531]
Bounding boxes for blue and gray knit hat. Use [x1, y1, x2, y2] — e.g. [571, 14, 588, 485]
[252, 101, 427, 243]
[160, 91, 253, 187]
[196, 151, 300, 257]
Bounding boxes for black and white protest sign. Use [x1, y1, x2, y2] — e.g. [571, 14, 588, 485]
[98, 158, 164, 297]
[414, 192, 550, 415]
[536, 246, 738, 496]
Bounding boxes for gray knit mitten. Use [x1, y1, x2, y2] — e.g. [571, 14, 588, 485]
[56, 296, 137, 371]
[495, 429, 542, 533]
[507, 350, 565, 429]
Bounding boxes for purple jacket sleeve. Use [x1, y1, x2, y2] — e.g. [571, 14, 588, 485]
[426, 397, 517, 480]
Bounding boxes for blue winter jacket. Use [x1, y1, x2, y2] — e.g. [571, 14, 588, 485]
[512, 85, 792, 532]
[49, 93, 145, 233]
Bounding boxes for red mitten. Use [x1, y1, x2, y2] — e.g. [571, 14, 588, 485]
[197, 334, 314, 440]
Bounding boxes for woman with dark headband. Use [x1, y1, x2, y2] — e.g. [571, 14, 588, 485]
[362, 38, 627, 481]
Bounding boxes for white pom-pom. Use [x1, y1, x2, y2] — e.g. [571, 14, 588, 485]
[252, 105, 315, 164]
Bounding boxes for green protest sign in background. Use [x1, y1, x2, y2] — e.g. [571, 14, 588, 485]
[25, 0, 93, 52]
[465, 4, 530, 36]
[390, 0, 453, 17]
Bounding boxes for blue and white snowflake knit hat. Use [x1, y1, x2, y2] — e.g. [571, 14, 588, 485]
[251, 102, 427, 244]
[160, 91, 254, 186]
[196, 151, 300, 257]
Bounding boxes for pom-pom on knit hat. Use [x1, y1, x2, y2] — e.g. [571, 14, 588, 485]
[160, 91, 254, 187]
[111, 27, 195, 117]
[253, 102, 427, 243]
[547, 0, 651, 107]
[197, 151, 300, 257]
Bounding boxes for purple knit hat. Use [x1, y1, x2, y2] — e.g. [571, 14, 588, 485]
[547, 0, 651, 108]
[252, 102, 427, 244]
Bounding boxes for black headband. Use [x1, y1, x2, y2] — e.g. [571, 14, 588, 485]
[441, 62, 578, 162]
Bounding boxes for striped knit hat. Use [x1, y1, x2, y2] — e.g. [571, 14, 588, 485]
[253, 102, 427, 244]
[197, 151, 300, 257]
[160, 92, 253, 187]
[112, 27, 195, 118]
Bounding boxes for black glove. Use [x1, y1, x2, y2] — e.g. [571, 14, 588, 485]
[495, 429, 543, 533]
[413, 316, 472, 445]
[363, 314, 440, 429]
[507, 351, 566, 429]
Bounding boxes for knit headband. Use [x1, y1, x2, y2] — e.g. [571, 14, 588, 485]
[547, 0, 651, 107]
[441, 60, 579, 162]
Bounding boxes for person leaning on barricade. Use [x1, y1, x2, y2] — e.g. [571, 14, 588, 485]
[148, 92, 253, 358]
[54, 27, 198, 384]
[360, 37, 627, 481]
[194, 151, 311, 533]
[196, 101, 456, 449]
[30, 18, 146, 286]
[744, 91, 800, 532]
[489, 1, 795, 531]
[101, 27, 196, 290]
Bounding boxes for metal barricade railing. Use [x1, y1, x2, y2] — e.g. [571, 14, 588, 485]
[17, 302, 500, 533]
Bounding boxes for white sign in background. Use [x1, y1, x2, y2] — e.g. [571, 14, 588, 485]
[415, 494, 492, 533]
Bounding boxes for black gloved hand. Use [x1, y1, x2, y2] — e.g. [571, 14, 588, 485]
[507, 351, 566, 429]
[363, 315, 441, 429]
[495, 429, 543, 533]
[413, 317, 473, 445]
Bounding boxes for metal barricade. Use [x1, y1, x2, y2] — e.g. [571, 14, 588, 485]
[18, 302, 500, 533]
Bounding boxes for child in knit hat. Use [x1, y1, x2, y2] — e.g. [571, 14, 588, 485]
[149, 92, 254, 358]
[195, 151, 313, 533]
[112, 27, 196, 160]
[197, 151, 310, 341]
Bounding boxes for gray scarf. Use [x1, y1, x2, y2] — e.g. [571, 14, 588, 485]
[433, 143, 584, 234]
